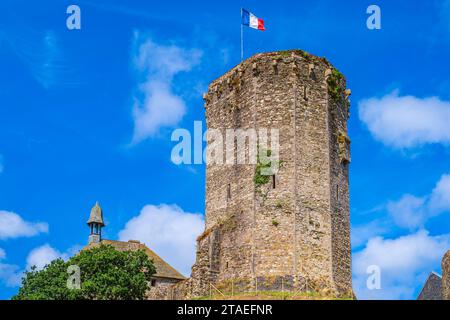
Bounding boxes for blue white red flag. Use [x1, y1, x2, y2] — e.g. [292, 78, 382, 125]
[242, 9, 265, 31]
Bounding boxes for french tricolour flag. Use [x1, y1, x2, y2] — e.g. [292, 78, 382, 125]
[242, 9, 265, 31]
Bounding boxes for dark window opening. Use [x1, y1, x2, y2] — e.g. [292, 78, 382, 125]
[226, 261, 229, 269]
[272, 175, 276, 189]
[151, 279, 156, 287]
[227, 184, 231, 200]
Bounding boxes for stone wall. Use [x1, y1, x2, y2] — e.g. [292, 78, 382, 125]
[443, 250, 450, 300]
[417, 272, 443, 300]
[181, 50, 352, 299]
[147, 278, 181, 300]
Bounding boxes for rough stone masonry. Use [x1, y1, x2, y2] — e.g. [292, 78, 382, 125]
[443, 250, 450, 300]
[170, 50, 353, 299]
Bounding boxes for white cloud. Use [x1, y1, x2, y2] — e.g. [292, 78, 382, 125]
[0, 211, 48, 240]
[26, 244, 67, 271]
[0, 263, 22, 287]
[353, 230, 450, 299]
[130, 33, 202, 143]
[429, 174, 450, 212]
[352, 219, 390, 248]
[0, 244, 73, 288]
[6, 28, 72, 89]
[387, 174, 450, 229]
[358, 90, 450, 148]
[0, 243, 80, 289]
[387, 195, 427, 230]
[118, 204, 204, 277]
[0, 248, 22, 287]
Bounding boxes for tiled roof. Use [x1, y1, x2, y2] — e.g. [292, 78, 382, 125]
[84, 240, 186, 280]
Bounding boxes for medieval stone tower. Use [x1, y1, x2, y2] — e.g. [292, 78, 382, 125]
[176, 50, 352, 298]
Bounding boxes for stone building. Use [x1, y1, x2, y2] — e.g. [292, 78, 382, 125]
[417, 272, 442, 300]
[83, 202, 186, 299]
[417, 250, 450, 300]
[443, 250, 450, 300]
[172, 50, 353, 299]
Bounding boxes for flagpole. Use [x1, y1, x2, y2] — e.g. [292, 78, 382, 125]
[241, 8, 244, 62]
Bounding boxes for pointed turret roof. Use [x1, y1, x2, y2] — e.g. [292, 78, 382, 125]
[87, 201, 105, 226]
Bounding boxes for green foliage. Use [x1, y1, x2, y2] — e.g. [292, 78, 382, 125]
[299, 50, 310, 58]
[254, 149, 272, 187]
[327, 68, 344, 101]
[275, 199, 285, 209]
[275, 49, 310, 60]
[13, 244, 156, 300]
[272, 219, 279, 227]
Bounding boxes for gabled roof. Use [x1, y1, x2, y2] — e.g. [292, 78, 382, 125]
[84, 239, 186, 281]
[417, 272, 442, 300]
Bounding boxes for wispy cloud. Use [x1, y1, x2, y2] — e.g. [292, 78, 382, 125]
[0, 211, 48, 240]
[130, 32, 202, 143]
[387, 173, 450, 230]
[359, 90, 450, 148]
[0, 248, 22, 287]
[4, 27, 74, 89]
[352, 219, 391, 248]
[118, 204, 204, 276]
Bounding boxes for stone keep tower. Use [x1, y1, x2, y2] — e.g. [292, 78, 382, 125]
[190, 50, 352, 297]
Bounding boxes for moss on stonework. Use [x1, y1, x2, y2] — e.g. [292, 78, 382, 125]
[196, 214, 237, 241]
[299, 50, 310, 58]
[274, 49, 310, 60]
[272, 219, 279, 227]
[327, 68, 344, 102]
[254, 149, 272, 187]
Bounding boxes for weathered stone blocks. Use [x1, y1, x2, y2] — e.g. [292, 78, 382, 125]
[443, 250, 450, 300]
[182, 50, 352, 299]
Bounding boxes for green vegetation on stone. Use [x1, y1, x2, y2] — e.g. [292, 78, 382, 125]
[327, 68, 344, 102]
[254, 149, 272, 187]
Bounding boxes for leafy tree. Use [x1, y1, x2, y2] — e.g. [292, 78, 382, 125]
[13, 244, 156, 300]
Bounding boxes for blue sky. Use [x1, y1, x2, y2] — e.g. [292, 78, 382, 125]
[1, 0, 450, 300]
